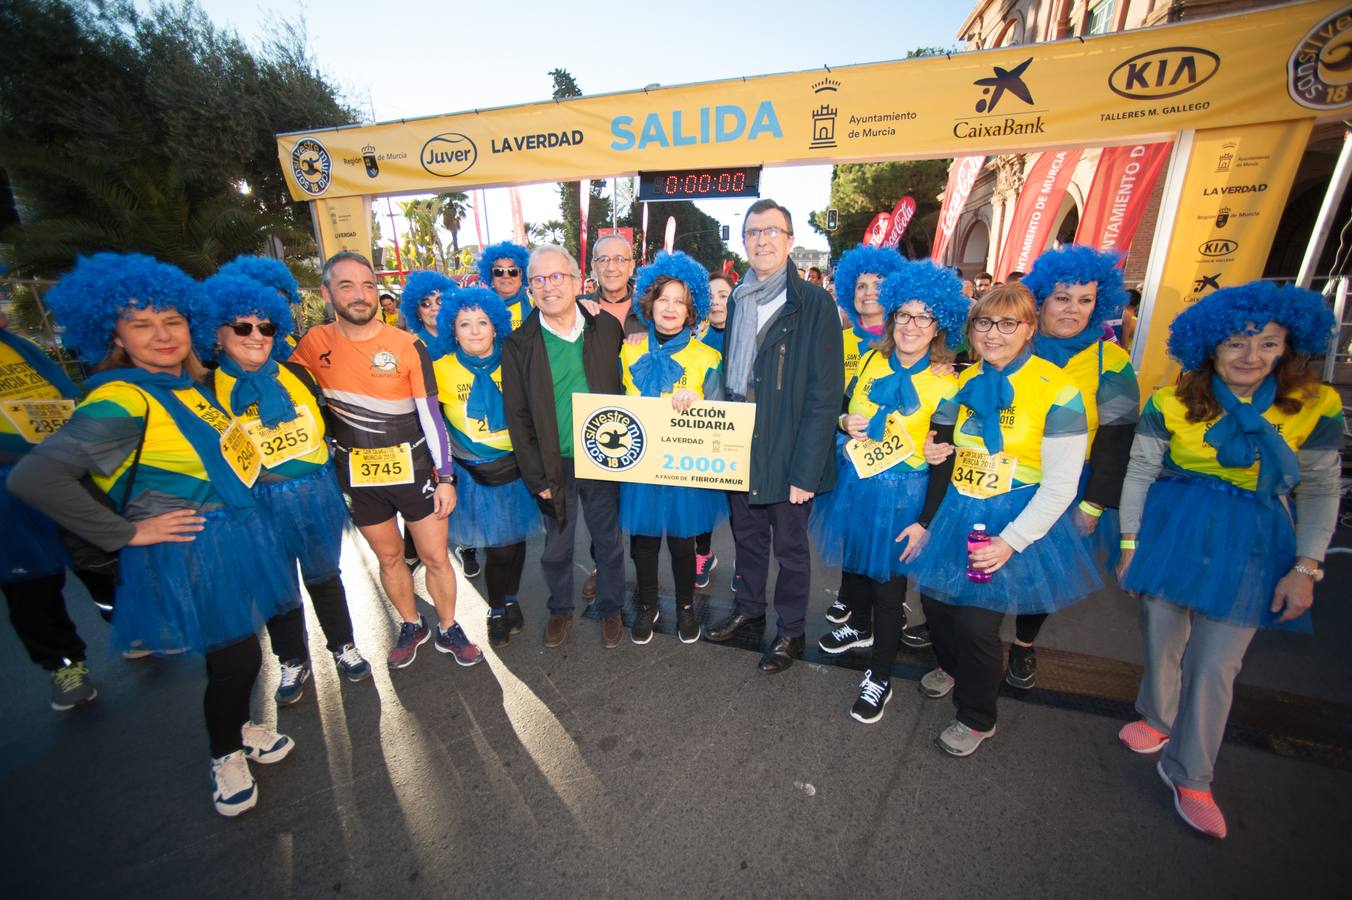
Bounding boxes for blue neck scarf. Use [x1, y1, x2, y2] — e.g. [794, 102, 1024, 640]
[455, 345, 506, 433]
[629, 326, 692, 397]
[412, 323, 436, 354]
[506, 288, 532, 314]
[865, 352, 929, 441]
[218, 356, 297, 429]
[1032, 329, 1099, 368]
[1204, 374, 1300, 505]
[702, 325, 725, 355]
[84, 368, 255, 510]
[954, 352, 1028, 454]
[0, 329, 80, 399]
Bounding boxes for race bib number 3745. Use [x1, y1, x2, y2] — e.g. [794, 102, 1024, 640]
[347, 443, 415, 487]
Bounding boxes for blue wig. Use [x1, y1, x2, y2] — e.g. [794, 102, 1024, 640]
[191, 274, 297, 362]
[632, 251, 711, 326]
[476, 242, 531, 288]
[877, 259, 971, 350]
[833, 244, 907, 329]
[44, 252, 200, 364]
[400, 271, 456, 332]
[430, 286, 514, 358]
[215, 255, 301, 307]
[1167, 280, 1336, 372]
[1021, 244, 1126, 332]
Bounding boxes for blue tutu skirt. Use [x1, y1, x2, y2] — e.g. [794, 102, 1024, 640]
[813, 454, 928, 583]
[619, 481, 728, 539]
[0, 464, 69, 583]
[449, 460, 543, 548]
[913, 484, 1103, 614]
[1121, 475, 1306, 632]
[255, 463, 348, 585]
[112, 506, 301, 654]
[808, 436, 850, 566]
[1062, 465, 1123, 571]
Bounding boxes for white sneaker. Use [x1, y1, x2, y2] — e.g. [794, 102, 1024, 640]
[937, 719, 996, 757]
[919, 667, 955, 699]
[241, 721, 294, 765]
[210, 750, 257, 817]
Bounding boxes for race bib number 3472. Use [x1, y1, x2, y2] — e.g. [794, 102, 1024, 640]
[347, 444, 415, 487]
[952, 447, 1017, 499]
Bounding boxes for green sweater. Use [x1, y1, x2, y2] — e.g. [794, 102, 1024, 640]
[542, 328, 587, 458]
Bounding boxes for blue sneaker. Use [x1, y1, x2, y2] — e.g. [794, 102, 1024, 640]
[332, 643, 371, 682]
[434, 622, 484, 667]
[274, 658, 310, 706]
[388, 617, 430, 670]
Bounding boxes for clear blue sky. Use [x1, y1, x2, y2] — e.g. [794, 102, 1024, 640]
[155, 0, 970, 253]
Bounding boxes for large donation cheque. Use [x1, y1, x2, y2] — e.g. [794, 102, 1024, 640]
[571, 393, 755, 491]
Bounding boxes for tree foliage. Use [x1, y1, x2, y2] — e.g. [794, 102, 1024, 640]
[550, 68, 584, 259]
[809, 159, 952, 261]
[0, 0, 355, 276]
[617, 199, 734, 275]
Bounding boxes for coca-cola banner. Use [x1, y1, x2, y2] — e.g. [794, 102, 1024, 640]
[930, 156, 985, 263]
[881, 196, 917, 248]
[1075, 142, 1173, 258]
[996, 148, 1083, 279]
[862, 212, 891, 247]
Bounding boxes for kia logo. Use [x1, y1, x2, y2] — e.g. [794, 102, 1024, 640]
[420, 133, 477, 177]
[1198, 238, 1238, 257]
[1109, 47, 1220, 100]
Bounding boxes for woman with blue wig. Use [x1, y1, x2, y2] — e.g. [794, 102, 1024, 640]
[815, 244, 909, 640]
[401, 271, 456, 351]
[477, 241, 533, 329]
[1116, 281, 1341, 839]
[911, 283, 1101, 757]
[215, 254, 304, 351]
[193, 273, 371, 706]
[813, 260, 968, 724]
[618, 251, 726, 646]
[7, 253, 300, 817]
[1009, 244, 1140, 690]
[430, 286, 542, 648]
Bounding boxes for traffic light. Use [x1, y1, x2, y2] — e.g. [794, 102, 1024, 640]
[721, 224, 730, 241]
[826, 209, 839, 231]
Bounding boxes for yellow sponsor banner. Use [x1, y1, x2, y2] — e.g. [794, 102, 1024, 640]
[1134, 119, 1314, 398]
[571, 393, 754, 491]
[312, 196, 372, 260]
[277, 1, 1352, 200]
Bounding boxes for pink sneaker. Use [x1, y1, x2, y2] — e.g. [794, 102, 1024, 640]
[1119, 719, 1170, 754]
[694, 552, 717, 590]
[1157, 760, 1227, 839]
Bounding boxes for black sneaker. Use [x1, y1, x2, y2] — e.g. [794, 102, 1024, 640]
[824, 598, 851, 624]
[850, 670, 892, 724]
[900, 624, 932, 650]
[818, 623, 873, 655]
[505, 601, 524, 635]
[487, 612, 510, 648]
[1006, 643, 1037, 689]
[677, 604, 701, 643]
[455, 546, 481, 578]
[631, 604, 660, 645]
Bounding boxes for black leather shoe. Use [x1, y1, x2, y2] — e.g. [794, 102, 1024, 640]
[758, 634, 805, 674]
[705, 612, 766, 643]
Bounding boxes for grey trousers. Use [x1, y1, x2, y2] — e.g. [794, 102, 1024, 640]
[1136, 595, 1257, 790]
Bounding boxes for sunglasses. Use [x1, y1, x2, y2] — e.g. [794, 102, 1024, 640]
[227, 322, 278, 337]
[419, 297, 441, 309]
[493, 267, 520, 278]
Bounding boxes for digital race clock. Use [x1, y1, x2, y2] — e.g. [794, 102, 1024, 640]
[637, 167, 762, 201]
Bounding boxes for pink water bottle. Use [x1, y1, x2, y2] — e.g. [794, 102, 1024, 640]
[967, 523, 992, 584]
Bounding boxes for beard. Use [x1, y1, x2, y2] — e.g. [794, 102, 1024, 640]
[336, 300, 378, 326]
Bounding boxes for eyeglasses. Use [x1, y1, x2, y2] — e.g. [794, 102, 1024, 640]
[894, 313, 937, 328]
[744, 226, 791, 241]
[419, 297, 441, 309]
[492, 267, 520, 278]
[227, 321, 278, 337]
[593, 255, 632, 267]
[529, 272, 574, 288]
[971, 317, 1027, 334]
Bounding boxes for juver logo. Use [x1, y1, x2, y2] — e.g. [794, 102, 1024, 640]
[420, 133, 478, 177]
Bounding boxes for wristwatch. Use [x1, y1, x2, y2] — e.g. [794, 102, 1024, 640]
[436, 474, 456, 486]
[1292, 563, 1324, 582]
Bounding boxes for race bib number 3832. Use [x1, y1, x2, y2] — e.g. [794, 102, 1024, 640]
[347, 443, 415, 487]
[844, 412, 915, 479]
[952, 447, 1017, 499]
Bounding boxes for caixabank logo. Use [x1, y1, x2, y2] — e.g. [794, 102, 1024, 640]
[291, 138, 331, 196]
[953, 57, 1045, 139]
[420, 133, 478, 177]
[1288, 8, 1352, 110]
[581, 407, 646, 472]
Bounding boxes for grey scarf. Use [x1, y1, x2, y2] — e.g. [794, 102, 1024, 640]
[724, 265, 788, 399]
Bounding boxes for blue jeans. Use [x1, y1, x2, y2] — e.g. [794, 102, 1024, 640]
[539, 458, 624, 618]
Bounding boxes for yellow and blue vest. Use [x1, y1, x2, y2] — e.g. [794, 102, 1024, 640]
[211, 363, 330, 481]
[842, 326, 878, 386]
[847, 350, 959, 472]
[1138, 383, 1344, 492]
[432, 352, 513, 461]
[0, 341, 67, 460]
[1060, 340, 1139, 459]
[620, 338, 722, 398]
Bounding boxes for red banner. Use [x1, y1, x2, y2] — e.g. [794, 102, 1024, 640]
[863, 212, 891, 247]
[996, 148, 1083, 279]
[1075, 142, 1173, 259]
[881, 196, 917, 248]
[930, 156, 986, 263]
[578, 179, 591, 278]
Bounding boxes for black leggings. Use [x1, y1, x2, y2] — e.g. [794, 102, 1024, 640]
[921, 594, 1004, 732]
[838, 570, 873, 630]
[630, 534, 695, 609]
[484, 542, 526, 608]
[2, 568, 115, 670]
[867, 575, 910, 678]
[266, 575, 356, 659]
[204, 636, 262, 758]
[1015, 612, 1047, 645]
[695, 531, 711, 556]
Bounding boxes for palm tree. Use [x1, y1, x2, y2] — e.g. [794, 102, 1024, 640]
[400, 198, 445, 272]
[435, 192, 469, 255]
